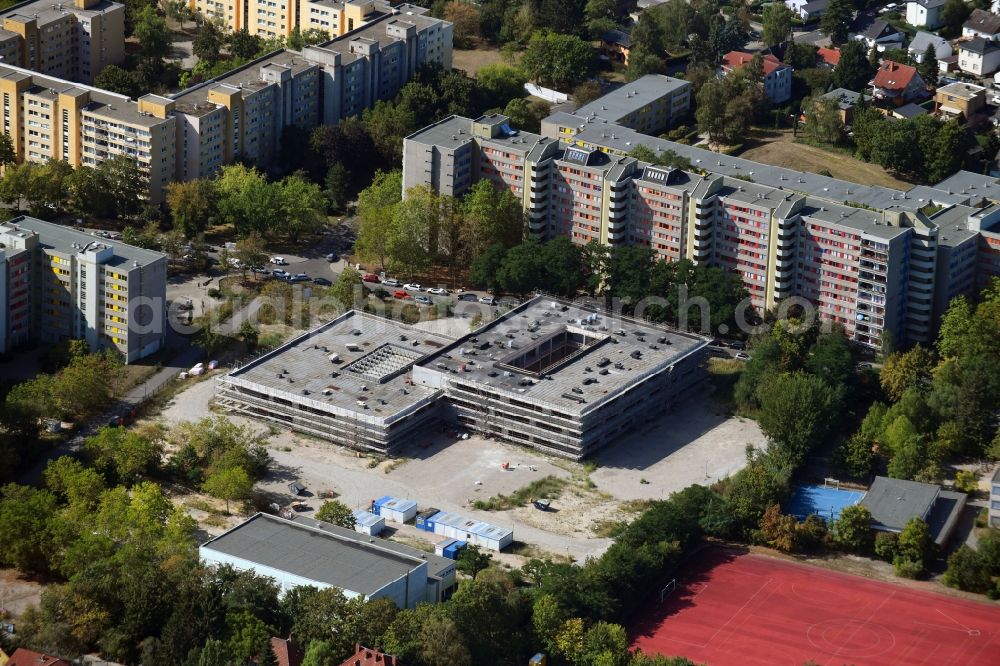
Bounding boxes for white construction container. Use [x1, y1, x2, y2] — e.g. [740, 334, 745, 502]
[373, 496, 418, 524]
[352, 510, 385, 536]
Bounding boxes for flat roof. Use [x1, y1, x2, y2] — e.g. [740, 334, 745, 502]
[404, 114, 555, 158]
[930, 204, 980, 246]
[221, 310, 454, 423]
[201, 513, 449, 594]
[0, 215, 165, 267]
[542, 110, 968, 211]
[860, 476, 940, 533]
[574, 75, 689, 123]
[415, 296, 707, 416]
[925, 489, 968, 545]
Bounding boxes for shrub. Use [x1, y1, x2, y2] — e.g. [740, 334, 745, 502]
[893, 556, 924, 579]
[874, 531, 899, 562]
[954, 470, 980, 494]
[207, 287, 221, 298]
[942, 545, 992, 593]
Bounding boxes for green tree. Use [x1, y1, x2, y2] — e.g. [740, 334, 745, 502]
[584, 0, 617, 37]
[787, 43, 819, 70]
[388, 186, 435, 275]
[226, 610, 274, 664]
[229, 29, 263, 60]
[193, 19, 225, 62]
[444, 1, 481, 48]
[821, 0, 853, 45]
[918, 44, 938, 86]
[97, 156, 146, 219]
[238, 321, 259, 350]
[762, 2, 793, 46]
[202, 466, 253, 514]
[315, 500, 356, 529]
[532, 593, 569, 655]
[84, 426, 162, 485]
[497, 241, 545, 295]
[477, 64, 527, 107]
[301, 640, 339, 666]
[0, 484, 59, 573]
[757, 372, 842, 463]
[133, 5, 171, 62]
[940, 0, 971, 37]
[279, 174, 328, 242]
[502, 97, 549, 133]
[355, 170, 403, 271]
[382, 604, 471, 665]
[895, 517, 933, 577]
[328, 267, 364, 312]
[880, 346, 935, 401]
[804, 95, 844, 144]
[520, 30, 596, 90]
[167, 179, 216, 238]
[833, 504, 873, 553]
[456, 544, 493, 579]
[0, 132, 15, 167]
[833, 40, 872, 90]
[462, 180, 524, 258]
[216, 164, 282, 236]
[943, 545, 993, 592]
[469, 242, 507, 292]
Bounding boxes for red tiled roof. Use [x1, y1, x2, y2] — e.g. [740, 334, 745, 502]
[6, 649, 72, 666]
[872, 60, 918, 91]
[817, 47, 841, 67]
[338, 644, 399, 666]
[271, 636, 304, 666]
[722, 51, 789, 76]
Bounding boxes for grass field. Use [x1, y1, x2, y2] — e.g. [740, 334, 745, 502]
[452, 45, 504, 75]
[738, 131, 913, 190]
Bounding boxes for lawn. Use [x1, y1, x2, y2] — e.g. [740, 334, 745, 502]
[452, 45, 505, 76]
[737, 130, 913, 190]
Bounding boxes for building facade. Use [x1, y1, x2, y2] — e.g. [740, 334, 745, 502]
[190, 0, 398, 40]
[0, 216, 166, 362]
[0, 7, 452, 201]
[404, 97, 1000, 349]
[0, 0, 125, 84]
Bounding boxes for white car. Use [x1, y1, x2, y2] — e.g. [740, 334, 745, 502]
[382, 278, 401, 287]
[735, 352, 751, 360]
[479, 296, 497, 306]
[227, 257, 241, 268]
[269, 256, 287, 265]
[403, 283, 423, 291]
[426, 287, 449, 295]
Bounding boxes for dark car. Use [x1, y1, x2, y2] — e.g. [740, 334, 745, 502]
[324, 253, 338, 262]
[456, 292, 478, 301]
[312, 277, 332, 286]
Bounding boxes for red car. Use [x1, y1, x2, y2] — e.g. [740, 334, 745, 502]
[393, 290, 411, 299]
[363, 273, 380, 283]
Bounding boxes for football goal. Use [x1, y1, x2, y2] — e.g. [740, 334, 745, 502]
[659, 579, 677, 604]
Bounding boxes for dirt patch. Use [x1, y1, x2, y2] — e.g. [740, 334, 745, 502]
[452, 46, 504, 76]
[737, 131, 913, 190]
[0, 568, 46, 618]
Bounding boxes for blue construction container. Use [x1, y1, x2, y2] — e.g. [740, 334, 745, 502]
[443, 540, 466, 560]
[371, 496, 392, 516]
[416, 508, 440, 532]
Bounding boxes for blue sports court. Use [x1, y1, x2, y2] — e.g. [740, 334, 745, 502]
[786, 483, 864, 522]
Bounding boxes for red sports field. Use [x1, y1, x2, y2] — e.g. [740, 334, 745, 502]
[631, 549, 1000, 665]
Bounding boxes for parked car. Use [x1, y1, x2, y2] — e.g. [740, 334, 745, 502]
[289, 273, 310, 282]
[324, 253, 338, 262]
[227, 257, 241, 268]
[479, 296, 497, 305]
[250, 266, 269, 274]
[393, 289, 411, 299]
[426, 287, 449, 295]
[312, 277, 332, 286]
[383, 278, 401, 287]
[363, 273, 380, 283]
[414, 295, 433, 305]
[403, 283, 422, 291]
[270, 256, 288, 265]
[456, 292, 478, 301]
[273, 269, 290, 279]
[735, 352, 751, 360]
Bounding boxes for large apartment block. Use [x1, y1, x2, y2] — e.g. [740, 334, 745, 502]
[404, 91, 1000, 347]
[0, 7, 451, 201]
[191, 0, 401, 41]
[0, 0, 125, 83]
[0, 216, 167, 362]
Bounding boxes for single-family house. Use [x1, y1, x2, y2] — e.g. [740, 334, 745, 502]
[962, 9, 1000, 41]
[905, 0, 946, 30]
[908, 31, 953, 63]
[5, 650, 71, 666]
[817, 47, 841, 69]
[860, 476, 967, 546]
[721, 51, 793, 103]
[870, 60, 927, 104]
[819, 88, 871, 125]
[337, 645, 399, 666]
[958, 37, 1000, 76]
[892, 102, 929, 119]
[935, 81, 987, 118]
[271, 636, 305, 666]
[788, 0, 829, 20]
[600, 28, 633, 65]
[856, 20, 905, 52]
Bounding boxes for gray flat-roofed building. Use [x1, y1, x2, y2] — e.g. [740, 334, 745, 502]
[572, 75, 691, 135]
[412, 296, 708, 459]
[990, 467, 1000, 527]
[200, 513, 456, 607]
[861, 476, 967, 545]
[215, 310, 454, 453]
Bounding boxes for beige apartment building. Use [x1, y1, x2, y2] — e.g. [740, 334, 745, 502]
[0, 0, 125, 83]
[190, 0, 391, 40]
[0, 216, 167, 362]
[0, 6, 451, 201]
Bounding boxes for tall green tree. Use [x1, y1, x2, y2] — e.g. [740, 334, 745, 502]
[315, 500, 356, 529]
[833, 40, 872, 90]
[762, 3, 793, 46]
[520, 30, 596, 90]
[133, 5, 171, 62]
[821, 0, 853, 45]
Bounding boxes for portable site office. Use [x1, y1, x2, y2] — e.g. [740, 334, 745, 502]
[434, 538, 467, 560]
[373, 496, 418, 524]
[429, 511, 513, 551]
[352, 510, 385, 536]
